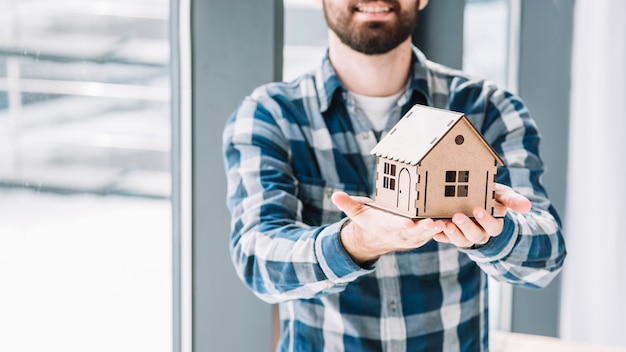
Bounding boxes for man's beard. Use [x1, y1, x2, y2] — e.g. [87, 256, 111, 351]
[324, 0, 419, 55]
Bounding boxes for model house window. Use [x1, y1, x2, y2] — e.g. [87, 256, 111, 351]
[444, 170, 469, 197]
[383, 162, 396, 190]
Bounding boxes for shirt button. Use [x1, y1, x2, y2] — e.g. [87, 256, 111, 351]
[389, 301, 397, 311]
[342, 92, 348, 100]
[360, 132, 369, 140]
[325, 187, 333, 197]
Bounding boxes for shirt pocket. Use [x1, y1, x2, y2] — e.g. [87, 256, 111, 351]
[297, 175, 368, 226]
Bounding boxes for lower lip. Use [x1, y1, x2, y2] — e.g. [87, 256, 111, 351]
[354, 11, 394, 21]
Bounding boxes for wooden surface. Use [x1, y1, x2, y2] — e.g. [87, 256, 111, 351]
[490, 331, 626, 352]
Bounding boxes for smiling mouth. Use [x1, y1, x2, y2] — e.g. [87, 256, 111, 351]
[354, 3, 393, 14]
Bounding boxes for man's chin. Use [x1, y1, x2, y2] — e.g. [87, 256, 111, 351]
[349, 42, 399, 55]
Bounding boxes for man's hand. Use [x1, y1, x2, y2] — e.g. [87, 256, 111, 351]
[432, 183, 532, 248]
[331, 191, 443, 265]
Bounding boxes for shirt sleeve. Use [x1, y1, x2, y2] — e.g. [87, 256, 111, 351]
[459, 85, 567, 289]
[222, 92, 374, 304]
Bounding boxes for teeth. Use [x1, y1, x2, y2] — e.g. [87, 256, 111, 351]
[357, 5, 391, 13]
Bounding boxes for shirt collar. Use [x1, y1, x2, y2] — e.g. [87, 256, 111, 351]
[316, 45, 433, 113]
[315, 50, 343, 113]
[407, 46, 433, 107]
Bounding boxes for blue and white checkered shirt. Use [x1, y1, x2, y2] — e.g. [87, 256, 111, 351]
[223, 47, 566, 352]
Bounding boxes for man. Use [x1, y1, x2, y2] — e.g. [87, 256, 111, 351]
[222, 0, 566, 350]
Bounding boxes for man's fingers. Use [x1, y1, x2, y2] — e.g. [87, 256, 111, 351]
[451, 213, 490, 246]
[495, 184, 532, 213]
[473, 208, 504, 238]
[443, 220, 476, 248]
[432, 232, 451, 244]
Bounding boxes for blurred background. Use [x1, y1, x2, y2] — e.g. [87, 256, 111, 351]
[0, 0, 171, 351]
[0, 0, 624, 351]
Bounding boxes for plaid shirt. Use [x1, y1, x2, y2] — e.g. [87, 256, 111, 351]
[222, 47, 566, 352]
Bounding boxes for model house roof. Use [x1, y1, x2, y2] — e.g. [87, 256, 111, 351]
[370, 104, 504, 166]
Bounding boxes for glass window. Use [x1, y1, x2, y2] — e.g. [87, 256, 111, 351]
[283, 0, 327, 81]
[463, 0, 510, 88]
[0, 1, 172, 351]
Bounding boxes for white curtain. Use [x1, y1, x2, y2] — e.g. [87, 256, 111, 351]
[560, 0, 626, 348]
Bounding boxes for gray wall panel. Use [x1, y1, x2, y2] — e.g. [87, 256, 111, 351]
[191, 0, 283, 350]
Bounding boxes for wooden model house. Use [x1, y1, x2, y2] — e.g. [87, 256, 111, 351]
[369, 104, 504, 219]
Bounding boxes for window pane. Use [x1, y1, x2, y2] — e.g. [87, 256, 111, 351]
[445, 185, 456, 197]
[458, 185, 469, 197]
[446, 170, 457, 183]
[459, 171, 470, 182]
[0, 1, 172, 351]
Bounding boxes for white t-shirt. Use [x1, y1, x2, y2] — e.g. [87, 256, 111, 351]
[351, 90, 403, 134]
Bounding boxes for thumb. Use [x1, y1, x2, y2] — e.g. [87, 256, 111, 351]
[332, 191, 415, 229]
[495, 184, 532, 213]
[331, 191, 366, 218]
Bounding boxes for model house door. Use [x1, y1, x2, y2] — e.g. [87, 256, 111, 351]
[397, 168, 411, 211]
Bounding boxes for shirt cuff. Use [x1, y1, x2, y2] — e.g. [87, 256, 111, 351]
[314, 218, 375, 284]
[461, 211, 519, 263]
